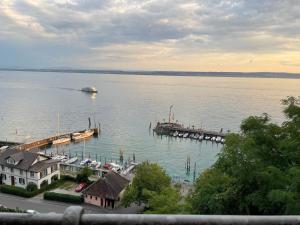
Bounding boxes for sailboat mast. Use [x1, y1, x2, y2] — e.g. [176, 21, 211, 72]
[57, 112, 60, 137]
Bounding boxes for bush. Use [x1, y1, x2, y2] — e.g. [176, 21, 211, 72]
[0, 180, 63, 198]
[26, 182, 38, 192]
[44, 192, 82, 204]
[61, 175, 76, 182]
[0, 185, 36, 198]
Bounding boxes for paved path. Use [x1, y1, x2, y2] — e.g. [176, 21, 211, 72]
[0, 192, 143, 214]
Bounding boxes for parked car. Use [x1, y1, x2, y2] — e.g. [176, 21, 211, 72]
[75, 182, 87, 192]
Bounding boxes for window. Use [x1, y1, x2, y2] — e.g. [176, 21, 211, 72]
[1, 165, 4, 171]
[95, 197, 98, 200]
[30, 171, 34, 178]
[43, 168, 48, 176]
[19, 178, 25, 185]
[20, 169, 23, 175]
[10, 168, 14, 173]
[90, 195, 92, 199]
[1, 174, 6, 180]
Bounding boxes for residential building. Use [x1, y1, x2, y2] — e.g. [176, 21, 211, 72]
[0, 148, 60, 189]
[83, 171, 129, 209]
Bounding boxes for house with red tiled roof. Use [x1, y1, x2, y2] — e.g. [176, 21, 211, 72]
[82, 171, 129, 209]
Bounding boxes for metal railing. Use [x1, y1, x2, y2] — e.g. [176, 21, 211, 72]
[0, 206, 299, 225]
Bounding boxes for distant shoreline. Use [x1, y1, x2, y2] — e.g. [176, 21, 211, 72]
[1, 68, 300, 79]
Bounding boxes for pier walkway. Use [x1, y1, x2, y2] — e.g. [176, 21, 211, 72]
[9, 127, 99, 152]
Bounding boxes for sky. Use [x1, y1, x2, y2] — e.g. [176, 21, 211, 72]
[0, 0, 300, 72]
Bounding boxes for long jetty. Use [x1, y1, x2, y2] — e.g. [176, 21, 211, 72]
[153, 122, 226, 140]
[11, 127, 99, 152]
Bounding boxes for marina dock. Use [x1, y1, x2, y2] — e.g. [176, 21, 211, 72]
[153, 122, 226, 143]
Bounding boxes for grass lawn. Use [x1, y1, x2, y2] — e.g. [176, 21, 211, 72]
[59, 181, 77, 191]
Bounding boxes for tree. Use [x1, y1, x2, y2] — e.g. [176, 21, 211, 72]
[76, 166, 92, 183]
[145, 187, 183, 214]
[122, 162, 171, 207]
[188, 97, 300, 215]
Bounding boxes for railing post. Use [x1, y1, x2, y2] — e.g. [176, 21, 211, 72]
[62, 206, 84, 225]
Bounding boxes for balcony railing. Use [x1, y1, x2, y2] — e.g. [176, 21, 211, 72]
[0, 206, 299, 225]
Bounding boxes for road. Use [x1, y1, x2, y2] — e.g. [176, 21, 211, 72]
[0, 192, 143, 214]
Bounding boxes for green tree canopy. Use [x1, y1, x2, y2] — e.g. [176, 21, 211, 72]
[122, 162, 184, 213]
[189, 96, 300, 215]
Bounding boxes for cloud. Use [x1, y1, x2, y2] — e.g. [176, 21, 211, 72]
[0, 0, 299, 71]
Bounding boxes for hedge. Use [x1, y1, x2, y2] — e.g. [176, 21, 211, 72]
[44, 192, 82, 204]
[0, 179, 63, 198]
[0, 185, 36, 197]
[0, 207, 25, 213]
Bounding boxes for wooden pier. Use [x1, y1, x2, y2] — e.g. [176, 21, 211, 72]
[12, 127, 99, 152]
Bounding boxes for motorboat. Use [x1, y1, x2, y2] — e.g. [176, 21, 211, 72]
[183, 133, 189, 138]
[194, 133, 200, 139]
[216, 136, 222, 142]
[211, 137, 216, 141]
[81, 87, 98, 93]
[178, 133, 184, 138]
[221, 138, 225, 144]
[90, 160, 101, 169]
[80, 158, 92, 166]
[199, 135, 204, 140]
[205, 136, 211, 140]
[64, 157, 78, 164]
[72, 129, 94, 141]
[173, 131, 179, 137]
[189, 133, 195, 139]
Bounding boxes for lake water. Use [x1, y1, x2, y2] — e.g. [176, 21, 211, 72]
[0, 71, 299, 181]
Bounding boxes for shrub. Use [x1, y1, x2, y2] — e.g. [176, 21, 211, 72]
[44, 192, 82, 204]
[61, 175, 76, 182]
[26, 182, 38, 192]
[0, 185, 35, 197]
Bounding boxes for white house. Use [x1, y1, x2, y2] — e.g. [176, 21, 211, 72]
[0, 148, 60, 189]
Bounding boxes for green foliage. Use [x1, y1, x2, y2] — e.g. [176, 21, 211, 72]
[0, 206, 25, 213]
[44, 192, 82, 204]
[76, 166, 92, 183]
[0, 185, 36, 197]
[122, 162, 171, 207]
[0, 180, 64, 198]
[145, 187, 183, 214]
[26, 182, 38, 192]
[122, 162, 183, 214]
[188, 96, 300, 215]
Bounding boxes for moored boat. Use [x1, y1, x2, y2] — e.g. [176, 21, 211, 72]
[52, 137, 71, 145]
[65, 157, 78, 164]
[72, 129, 94, 141]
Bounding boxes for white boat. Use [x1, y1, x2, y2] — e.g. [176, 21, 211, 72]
[221, 138, 225, 144]
[173, 131, 179, 137]
[189, 133, 195, 139]
[65, 157, 78, 164]
[183, 133, 189, 138]
[178, 133, 184, 138]
[81, 87, 98, 93]
[205, 136, 211, 140]
[72, 129, 94, 141]
[194, 133, 200, 139]
[90, 160, 101, 169]
[199, 135, 204, 140]
[80, 158, 92, 166]
[216, 136, 222, 142]
[211, 137, 216, 141]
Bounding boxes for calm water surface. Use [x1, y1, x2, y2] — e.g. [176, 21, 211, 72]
[0, 71, 299, 181]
